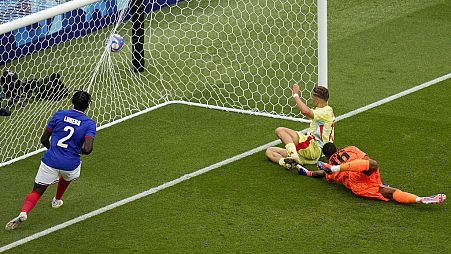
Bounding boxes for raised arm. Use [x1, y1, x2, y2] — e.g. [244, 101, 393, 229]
[292, 84, 314, 119]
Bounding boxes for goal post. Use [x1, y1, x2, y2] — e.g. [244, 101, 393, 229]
[318, 0, 328, 88]
[0, 0, 328, 167]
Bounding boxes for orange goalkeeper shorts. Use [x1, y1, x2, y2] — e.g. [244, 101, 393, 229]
[347, 169, 389, 202]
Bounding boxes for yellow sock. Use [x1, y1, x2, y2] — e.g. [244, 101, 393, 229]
[393, 190, 419, 204]
[285, 143, 298, 158]
[278, 158, 287, 167]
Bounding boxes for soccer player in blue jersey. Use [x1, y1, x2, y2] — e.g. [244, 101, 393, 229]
[5, 91, 96, 230]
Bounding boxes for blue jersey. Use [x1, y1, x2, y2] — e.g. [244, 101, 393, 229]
[41, 109, 96, 171]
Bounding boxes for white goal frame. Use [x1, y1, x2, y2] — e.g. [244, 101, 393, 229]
[0, 0, 328, 167]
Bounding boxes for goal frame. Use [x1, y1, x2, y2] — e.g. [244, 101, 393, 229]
[0, 0, 328, 95]
[0, 0, 328, 167]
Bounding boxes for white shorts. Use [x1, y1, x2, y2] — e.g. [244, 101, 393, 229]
[35, 161, 81, 185]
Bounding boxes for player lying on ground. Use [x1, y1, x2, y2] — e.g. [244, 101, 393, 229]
[5, 91, 97, 230]
[294, 143, 446, 204]
[266, 84, 334, 168]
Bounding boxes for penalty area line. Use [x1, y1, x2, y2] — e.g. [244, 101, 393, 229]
[1, 72, 450, 252]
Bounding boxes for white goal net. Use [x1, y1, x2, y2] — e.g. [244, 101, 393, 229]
[0, 0, 325, 166]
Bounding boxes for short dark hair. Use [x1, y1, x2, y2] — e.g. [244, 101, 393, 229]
[322, 142, 337, 158]
[72, 90, 91, 111]
[313, 86, 329, 101]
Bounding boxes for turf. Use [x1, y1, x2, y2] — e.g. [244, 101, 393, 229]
[328, 0, 451, 115]
[2, 78, 450, 254]
[1, 0, 451, 252]
[2, 0, 451, 161]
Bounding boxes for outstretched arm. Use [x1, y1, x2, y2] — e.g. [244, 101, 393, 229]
[296, 164, 326, 178]
[309, 170, 326, 178]
[292, 84, 314, 119]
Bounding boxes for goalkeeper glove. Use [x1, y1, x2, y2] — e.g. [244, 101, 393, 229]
[317, 161, 333, 174]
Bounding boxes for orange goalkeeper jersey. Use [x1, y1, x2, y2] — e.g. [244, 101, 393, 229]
[325, 146, 389, 201]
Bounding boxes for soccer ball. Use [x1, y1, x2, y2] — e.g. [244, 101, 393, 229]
[110, 34, 124, 52]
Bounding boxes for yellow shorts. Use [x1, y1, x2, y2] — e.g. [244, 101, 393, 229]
[296, 132, 322, 164]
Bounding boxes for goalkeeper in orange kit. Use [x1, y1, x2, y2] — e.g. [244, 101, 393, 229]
[294, 143, 446, 204]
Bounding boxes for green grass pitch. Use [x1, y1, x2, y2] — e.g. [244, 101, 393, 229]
[1, 0, 451, 253]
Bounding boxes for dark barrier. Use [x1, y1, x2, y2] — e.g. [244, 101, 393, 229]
[0, 0, 183, 66]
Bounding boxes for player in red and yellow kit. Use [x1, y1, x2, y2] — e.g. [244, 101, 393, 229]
[295, 143, 446, 204]
[266, 84, 334, 169]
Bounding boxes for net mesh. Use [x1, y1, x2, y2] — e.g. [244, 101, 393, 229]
[0, 0, 319, 165]
[0, 0, 70, 24]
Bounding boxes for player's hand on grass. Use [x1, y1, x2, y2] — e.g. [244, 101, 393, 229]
[292, 84, 300, 94]
[317, 161, 332, 174]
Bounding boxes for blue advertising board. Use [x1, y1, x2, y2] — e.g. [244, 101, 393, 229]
[0, 0, 183, 66]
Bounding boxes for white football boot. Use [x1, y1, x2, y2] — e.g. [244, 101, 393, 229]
[5, 212, 27, 231]
[52, 197, 64, 208]
[418, 194, 446, 204]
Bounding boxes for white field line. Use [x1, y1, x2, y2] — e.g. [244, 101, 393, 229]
[1, 72, 450, 252]
[0, 139, 283, 253]
[336, 73, 451, 121]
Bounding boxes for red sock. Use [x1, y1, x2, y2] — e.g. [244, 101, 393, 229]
[55, 177, 71, 200]
[21, 191, 41, 213]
